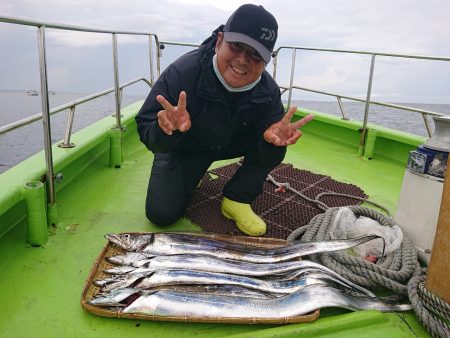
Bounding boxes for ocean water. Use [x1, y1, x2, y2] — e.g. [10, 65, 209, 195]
[1, 89, 449, 174]
[0, 90, 145, 173]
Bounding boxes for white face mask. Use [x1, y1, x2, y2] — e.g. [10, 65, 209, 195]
[212, 54, 261, 92]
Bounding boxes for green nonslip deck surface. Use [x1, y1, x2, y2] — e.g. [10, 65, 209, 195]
[0, 102, 430, 337]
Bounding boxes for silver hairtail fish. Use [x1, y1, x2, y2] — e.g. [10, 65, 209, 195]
[104, 232, 382, 263]
[95, 267, 324, 293]
[101, 255, 374, 297]
[89, 284, 274, 307]
[122, 284, 412, 317]
[134, 269, 367, 296]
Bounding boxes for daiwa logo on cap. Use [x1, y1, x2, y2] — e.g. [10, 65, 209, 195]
[260, 28, 276, 41]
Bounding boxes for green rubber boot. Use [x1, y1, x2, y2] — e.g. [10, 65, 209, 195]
[221, 197, 266, 237]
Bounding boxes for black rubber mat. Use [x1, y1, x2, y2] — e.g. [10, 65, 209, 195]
[185, 163, 367, 239]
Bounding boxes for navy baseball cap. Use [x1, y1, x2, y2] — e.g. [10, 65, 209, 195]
[223, 4, 278, 63]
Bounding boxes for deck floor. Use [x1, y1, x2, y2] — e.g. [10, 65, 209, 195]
[0, 114, 429, 337]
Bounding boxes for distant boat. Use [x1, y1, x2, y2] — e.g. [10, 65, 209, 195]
[49, 90, 56, 95]
[26, 90, 38, 96]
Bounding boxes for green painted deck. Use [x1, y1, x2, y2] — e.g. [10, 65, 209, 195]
[0, 102, 430, 337]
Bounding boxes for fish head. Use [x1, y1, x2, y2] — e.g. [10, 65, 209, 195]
[105, 233, 152, 251]
[107, 252, 149, 265]
[88, 287, 138, 306]
[104, 266, 136, 274]
[106, 254, 128, 265]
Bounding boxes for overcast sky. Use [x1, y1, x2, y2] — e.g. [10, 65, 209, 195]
[1, 0, 450, 103]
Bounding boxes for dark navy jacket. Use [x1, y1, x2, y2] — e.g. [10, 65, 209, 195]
[135, 27, 286, 166]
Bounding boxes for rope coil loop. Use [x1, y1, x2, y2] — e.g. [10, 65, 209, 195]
[407, 274, 450, 338]
[287, 206, 420, 295]
[286, 199, 450, 337]
[270, 172, 449, 337]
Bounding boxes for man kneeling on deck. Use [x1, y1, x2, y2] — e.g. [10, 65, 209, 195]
[136, 4, 313, 236]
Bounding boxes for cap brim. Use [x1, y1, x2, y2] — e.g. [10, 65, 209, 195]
[224, 32, 271, 63]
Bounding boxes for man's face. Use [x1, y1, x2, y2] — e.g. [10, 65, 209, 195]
[215, 32, 266, 88]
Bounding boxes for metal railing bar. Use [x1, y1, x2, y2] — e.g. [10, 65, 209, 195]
[155, 41, 198, 78]
[360, 54, 376, 152]
[112, 33, 122, 129]
[158, 41, 449, 62]
[60, 106, 76, 147]
[280, 85, 445, 118]
[287, 48, 297, 111]
[37, 25, 55, 205]
[272, 53, 278, 80]
[280, 88, 289, 95]
[274, 45, 450, 62]
[0, 16, 157, 37]
[158, 40, 200, 48]
[156, 36, 162, 77]
[421, 114, 433, 138]
[148, 35, 154, 86]
[0, 77, 151, 136]
[119, 89, 124, 109]
[336, 97, 349, 120]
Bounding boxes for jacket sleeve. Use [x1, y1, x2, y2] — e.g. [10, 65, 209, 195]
[255, 84, 287, 167]
[135, 64, 186, 153]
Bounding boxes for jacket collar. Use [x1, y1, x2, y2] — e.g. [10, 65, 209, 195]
[199, 55, 273, 106]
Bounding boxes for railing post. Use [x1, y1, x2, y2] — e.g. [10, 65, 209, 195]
[119, 87, 123, 107]
[287, 48, 297, 111]
[421, 113, 433, 138]
[359, 53, 376, 156]
[272, 52, 278, 80]
[110, 33, 123, 168]
[336, 96, 349, 120]
[112, 33, 122, 129]
[58, 106, 76, 148]
[148, 35, 155, 86]
[37, 25, 55, 207]
[156, 37, 162, 78]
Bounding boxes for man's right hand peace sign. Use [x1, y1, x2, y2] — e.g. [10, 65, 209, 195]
[156, 91, 191, 135]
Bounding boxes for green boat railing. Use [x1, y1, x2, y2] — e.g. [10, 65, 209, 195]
[157, 41, 449, 142]
[0, 77, 152, 141]
[0, 16, 159, 206]
[272, 46, 450, 152]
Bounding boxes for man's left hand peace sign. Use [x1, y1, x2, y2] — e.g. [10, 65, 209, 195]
[264, 106, 313, 146]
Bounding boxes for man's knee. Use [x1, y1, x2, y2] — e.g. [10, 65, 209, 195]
[145, 203, 184, 227]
